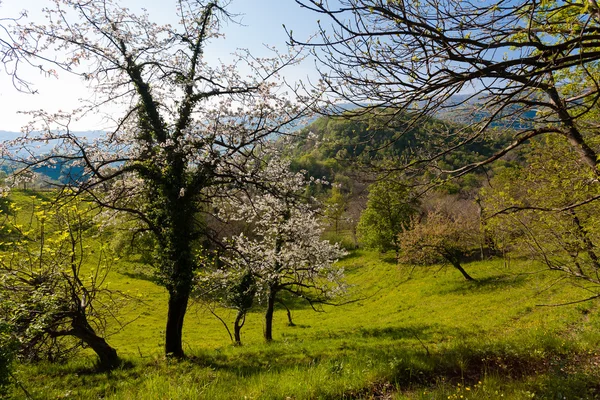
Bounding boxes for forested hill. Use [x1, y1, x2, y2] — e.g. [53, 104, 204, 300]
[284, 110, 513, 182]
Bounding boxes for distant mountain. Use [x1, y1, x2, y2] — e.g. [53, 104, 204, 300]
[0, 158, 86, 185]
[0, 130, 107, 141]
[432, 95, 537, 129]
[1, 130, 107, 153]
[328, 96, 536, 129]
[0, 131, 21, 140]
[1, 131, 105, 184]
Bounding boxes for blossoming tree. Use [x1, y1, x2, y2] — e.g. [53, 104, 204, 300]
[220, 157, 347, 342]
[7, 0, 315, 358]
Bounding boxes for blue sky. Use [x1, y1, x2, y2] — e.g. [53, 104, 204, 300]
[0, 0, 324, 131]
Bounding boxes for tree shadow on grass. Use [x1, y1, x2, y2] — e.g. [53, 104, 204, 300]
[28, 358, 138, 379]
[185, 326, 549, 384]
[380, 254, 399, 265]
[184, 323, 435, 378]
[74, 359, 137, 375]
[187, 347, 317, 377]
[306, 323, 443, 346]
[436, 273, 528, 295]
[265, 292, 336, 311]
[119, 269, 161, 285]
[356, 325, 432, 340]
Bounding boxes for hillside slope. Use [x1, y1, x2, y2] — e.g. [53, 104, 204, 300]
[9, 241, 600, 399]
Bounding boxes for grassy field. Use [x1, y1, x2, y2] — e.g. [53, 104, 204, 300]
[5, 192, 600, 399]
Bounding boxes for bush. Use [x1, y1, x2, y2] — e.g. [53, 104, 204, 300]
[0, 321, 17, 396]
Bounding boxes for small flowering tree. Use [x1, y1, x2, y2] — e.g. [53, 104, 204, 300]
[221, 157, 347, 342]
[194, 267, 256, 345]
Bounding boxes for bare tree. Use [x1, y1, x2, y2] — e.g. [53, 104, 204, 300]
[399, 199, 482, 281]
[291, 0, 600, 176]
[7, 0, 316, 358]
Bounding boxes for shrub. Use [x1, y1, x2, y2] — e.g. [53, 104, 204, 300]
[0, 321, 17, 396]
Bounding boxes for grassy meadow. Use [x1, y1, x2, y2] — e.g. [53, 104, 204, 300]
[5, 191, 600, 399]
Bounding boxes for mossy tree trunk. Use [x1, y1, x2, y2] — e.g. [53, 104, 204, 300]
[264, 284, 278, 342]
[71, 315, 120, 370]
[233, 310, 245, 345]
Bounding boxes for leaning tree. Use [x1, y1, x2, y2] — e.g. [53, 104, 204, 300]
[0, 196, 123, 370]
[7, 0, 316, 358]
[398, 200, 482, 281]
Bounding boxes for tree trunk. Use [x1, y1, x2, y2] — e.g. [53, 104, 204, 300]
[277, 299, 295, 326]
[72, 318, 120, 370]
[570, 210, 600, 270]
[161, 193, 195, 359]
[233, 310, 245, 345]
[450, 259, 475, 281]
[546, 84, 599, 172]
[165, 289, 190, 358]
[264, 286, 277, 342]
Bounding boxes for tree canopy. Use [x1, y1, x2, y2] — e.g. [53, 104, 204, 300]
[357, 176, 418, 257]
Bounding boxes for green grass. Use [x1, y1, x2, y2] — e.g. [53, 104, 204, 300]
[8, 252, 600, 399]
[5, 192, 600, 399]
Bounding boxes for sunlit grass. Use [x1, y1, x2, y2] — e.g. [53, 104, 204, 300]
[5, 191, 600, 399]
